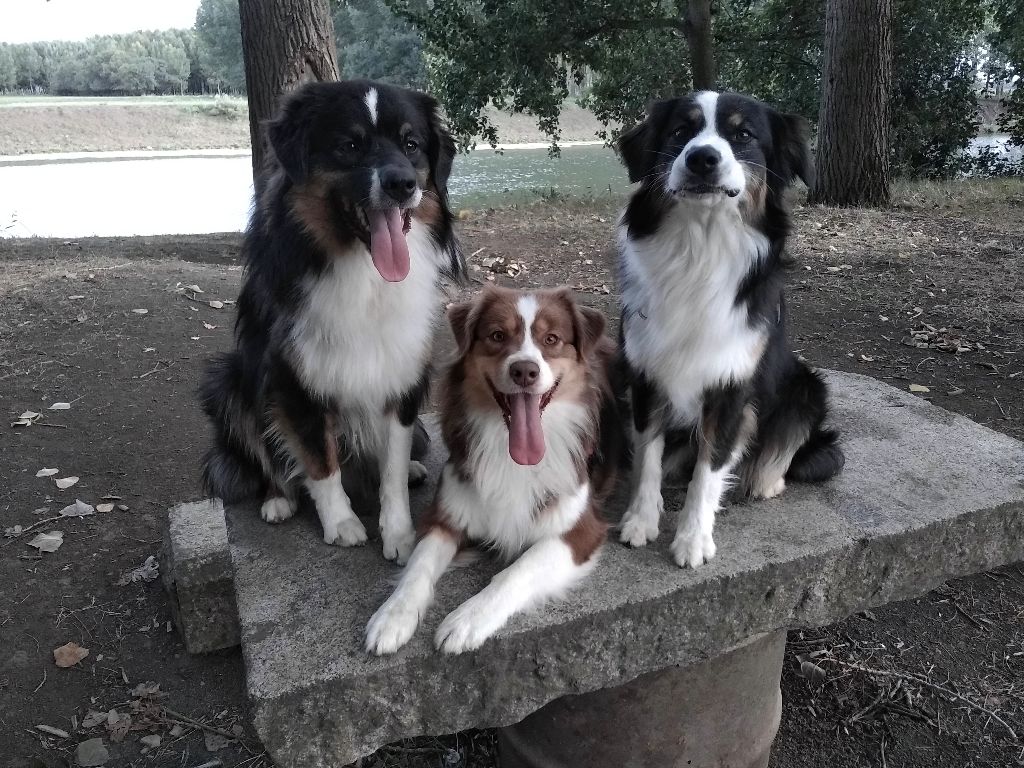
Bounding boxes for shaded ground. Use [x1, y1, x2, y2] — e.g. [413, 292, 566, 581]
[0, 100, 606, 155]
[1, 179, 1022, 767]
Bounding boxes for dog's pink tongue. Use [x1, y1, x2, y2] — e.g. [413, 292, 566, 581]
[366, 208, 410, 282]
[508, 392, 545, 466]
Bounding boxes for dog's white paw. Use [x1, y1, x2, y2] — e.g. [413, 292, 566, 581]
[434, 598, 496, 654]
[260, 496, 295, 524]
[324, 516, 368, 547]
[671, 526, 716, 569]
[752, 477, 786, 500]
[365, 597, 420, 655]
[381, 523, 415, 564]
[618, 495, 662, 547]
[407, 460, 428, 486]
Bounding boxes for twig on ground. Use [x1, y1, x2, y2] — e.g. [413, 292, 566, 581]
[33, 669, 46, 693]
[161, 707, 238, 741]
[2, 516, 64, 547]
[827, 659, 1018, 739]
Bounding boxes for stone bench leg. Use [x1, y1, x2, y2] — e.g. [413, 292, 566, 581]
[499, 630, 786, 768]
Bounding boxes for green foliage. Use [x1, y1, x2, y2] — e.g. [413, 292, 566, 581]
[5, 32, 193, 96]
[0, 44, 16, 90]
[396, 0, 1004, 177]
[195, 0, 247, 93]
[333, 0, 427, 88]
[988, 0, 1024, 145]
[390, 0, 692, 147]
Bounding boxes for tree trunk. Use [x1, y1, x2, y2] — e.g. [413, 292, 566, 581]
[685, 0, 715, 91]
[238, 0, 339, 181]
[810, 0, 893, 206]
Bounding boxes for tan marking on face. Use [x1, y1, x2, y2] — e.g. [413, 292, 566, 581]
[727, 112, 744, 127]
[688, 106, 702, 123]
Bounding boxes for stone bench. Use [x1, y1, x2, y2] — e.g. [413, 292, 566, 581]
[189, 371, 1023, 767]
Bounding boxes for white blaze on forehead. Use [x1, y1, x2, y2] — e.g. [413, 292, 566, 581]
[516, 294, 539, 344]
[694, 90, 720, 134]
[364, 87, 379, 126]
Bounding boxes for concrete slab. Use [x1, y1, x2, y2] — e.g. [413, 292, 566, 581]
[226, 371, 1024, 767]
[162, 498, 240, 654]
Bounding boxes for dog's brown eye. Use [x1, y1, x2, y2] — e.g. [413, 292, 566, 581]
[405, 138, 419, 153]
[341, 140, 358, 153]
[544, 334, 559, 346]
[488, 330, 505, 343]
[734, 128, 753, 142]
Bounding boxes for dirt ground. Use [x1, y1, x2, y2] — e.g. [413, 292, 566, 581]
[1, 180, 1022, 767]
[0, 101, 606, 155]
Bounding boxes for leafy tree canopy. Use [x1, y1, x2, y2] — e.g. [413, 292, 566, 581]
[394, 0, 1005, 176]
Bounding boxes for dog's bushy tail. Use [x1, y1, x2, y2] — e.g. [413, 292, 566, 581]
[786, 427, 845, 482]
[199, 352, 266, 503]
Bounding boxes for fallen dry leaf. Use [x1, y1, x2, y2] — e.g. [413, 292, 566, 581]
[202, 322, 217, 330]
[208, 300, 224, 309]
[81, 710, 107, 728]
[12, 411, 42, 427]
[117, 555, 159, 586]
[59, 499, 95, 517]
[54, 476, 79, 490]
[48, 402, 71, 411]
[36, 468, 59, 477]
[909, 384, 930, 393]
[96, 503, 114, 513]
[185, 284, 204, 293]
[53, 641, 89, 668]
[28, 531, 63, 552]
[205, 731, 232, 751]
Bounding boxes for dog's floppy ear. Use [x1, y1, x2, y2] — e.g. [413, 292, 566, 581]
[555, 288, 606, 361]
[421, 94, 456, 200]
[769, 111, 815, 189]
[447, 300, 476, 357]
[267, 91, 312, 185]
[617, 98, 675, 184]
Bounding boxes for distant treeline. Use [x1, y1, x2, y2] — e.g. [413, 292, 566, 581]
[0, 31, 209, 96]
[0, 0, 424, 97]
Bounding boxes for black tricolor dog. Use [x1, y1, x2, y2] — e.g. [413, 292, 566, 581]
[615, 91, 844, 568]
[200, 80, 463, 564]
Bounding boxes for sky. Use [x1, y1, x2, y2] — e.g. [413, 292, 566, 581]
[1, 0, 202, 44]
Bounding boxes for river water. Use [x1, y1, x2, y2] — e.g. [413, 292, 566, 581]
[0, 137, 1018, 239]
[0, 144, 627, 239]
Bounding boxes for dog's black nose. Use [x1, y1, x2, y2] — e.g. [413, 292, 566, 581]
[685, 146, 721, 176]
[380, 167, 417, 202]
[510, 360, 540, 387]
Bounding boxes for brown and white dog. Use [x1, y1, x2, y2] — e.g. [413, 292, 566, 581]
[365, 286, 623, 654]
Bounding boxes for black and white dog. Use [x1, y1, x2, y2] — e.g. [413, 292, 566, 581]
[200, 80, 463, 564]
[616, 91, 844, 568]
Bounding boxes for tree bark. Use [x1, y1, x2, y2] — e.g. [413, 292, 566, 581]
[685, 0, 716, 91]
[238, 0, 339, 181]
[810, 0, 893, 206]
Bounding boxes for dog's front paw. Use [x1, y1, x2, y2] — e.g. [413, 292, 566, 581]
[381, 523, 415, 565]
[751, 476, 786, 500]
[407, 460, 428, 487]
[618, 495, 662, 547]
[365, 597, 420, 655]
[671, 526, 716, 569]
[260, 496, 296, 524]
[434, 599, 495, 654]
[324, 517, 368, 547]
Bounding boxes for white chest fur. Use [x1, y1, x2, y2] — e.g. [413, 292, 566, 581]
[440, 402, 591, 556]
[620, 206, 769, 425]
[289, 223, 442, 408]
